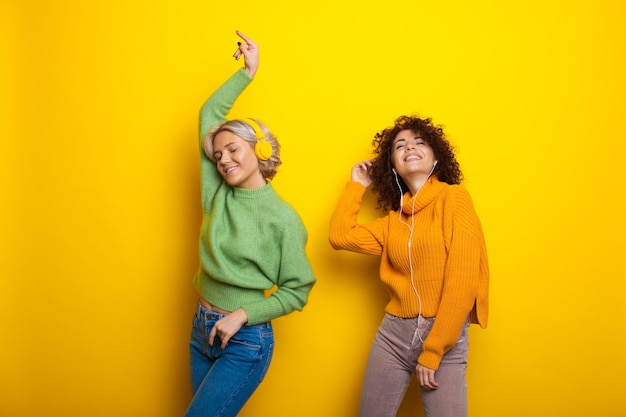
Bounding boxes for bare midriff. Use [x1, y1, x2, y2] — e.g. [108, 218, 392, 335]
[199, 296, 232, 315]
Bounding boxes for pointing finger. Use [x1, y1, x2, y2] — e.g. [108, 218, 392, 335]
[236, 30, 255, 47]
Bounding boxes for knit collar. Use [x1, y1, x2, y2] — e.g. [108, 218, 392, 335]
[400, 176, 447, 214]
[231, 181, 275, 199]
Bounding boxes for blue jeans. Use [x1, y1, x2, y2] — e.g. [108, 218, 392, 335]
[184, 302, 274, 417]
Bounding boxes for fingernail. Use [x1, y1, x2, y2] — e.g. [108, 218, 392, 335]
[237, 42, 242, 46]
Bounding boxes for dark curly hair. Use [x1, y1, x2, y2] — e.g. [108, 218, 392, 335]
[369, 115, 463, 212]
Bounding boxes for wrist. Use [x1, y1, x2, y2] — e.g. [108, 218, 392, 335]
[236, 308, 249, 324]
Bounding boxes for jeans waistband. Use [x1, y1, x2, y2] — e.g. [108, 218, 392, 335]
[195, 300, 272, 329]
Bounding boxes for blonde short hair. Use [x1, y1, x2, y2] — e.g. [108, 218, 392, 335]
[203, 119, 282, 180]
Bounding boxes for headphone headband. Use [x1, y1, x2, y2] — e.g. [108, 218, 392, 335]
[245, 118, 266, 140]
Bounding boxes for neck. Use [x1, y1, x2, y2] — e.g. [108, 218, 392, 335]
[406, 175, 430, 196]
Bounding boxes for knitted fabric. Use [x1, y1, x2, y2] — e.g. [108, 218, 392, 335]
[329, 177, 488, 369]
[194, 69, 316, 325]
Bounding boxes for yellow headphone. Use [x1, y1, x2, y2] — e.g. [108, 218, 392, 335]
[244, 118, 273, 161]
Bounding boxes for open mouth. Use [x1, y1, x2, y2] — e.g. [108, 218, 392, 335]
[404, 154, 423, 162]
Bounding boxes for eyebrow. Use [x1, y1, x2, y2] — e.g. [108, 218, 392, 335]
[393, 135, 423, 144]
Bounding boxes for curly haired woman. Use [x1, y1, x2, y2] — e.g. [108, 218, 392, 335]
[329, 115, 489, 417]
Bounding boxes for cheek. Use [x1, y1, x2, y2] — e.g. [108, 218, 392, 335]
[392, 151, 403, 165]
[239, 147, 260, 168]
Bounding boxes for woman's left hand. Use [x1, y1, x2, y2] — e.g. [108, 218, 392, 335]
[416, 364, 439, 390]
[208, 308, 249, 350]
[232, 30, 259, 78]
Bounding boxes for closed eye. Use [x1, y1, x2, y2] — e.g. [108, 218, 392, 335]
[214, 146, 239, 161]
[394, 138, 406, 150]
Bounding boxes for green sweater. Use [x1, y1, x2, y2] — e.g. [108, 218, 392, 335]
[194, 69, 316, 325]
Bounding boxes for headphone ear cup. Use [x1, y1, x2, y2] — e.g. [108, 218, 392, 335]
[246, 118, 273, 161]
[254, 139, 273, 161]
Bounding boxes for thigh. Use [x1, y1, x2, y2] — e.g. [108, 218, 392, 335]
[421, 324, 469, 417]
[188, 312, 213, 395]
[185, 324, 274, 417]
[218, 324, 274, 386]
[360, 315, 414, 417]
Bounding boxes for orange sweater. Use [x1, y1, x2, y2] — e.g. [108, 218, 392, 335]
[329, 177, 489, 370]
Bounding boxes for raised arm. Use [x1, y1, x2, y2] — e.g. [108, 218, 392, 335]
[199, 31, 260, 142]
[198, 31, 259, 205]
[329, 160, 386, 256]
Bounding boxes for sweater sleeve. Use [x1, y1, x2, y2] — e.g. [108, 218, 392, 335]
[329, 181, 387, 256]
[242, 213, 317, 325]
[198, 69, 252, 206]
[418, 186, 487, 370]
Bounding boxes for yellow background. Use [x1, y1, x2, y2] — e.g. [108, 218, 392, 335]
[2, 1, 625, 416]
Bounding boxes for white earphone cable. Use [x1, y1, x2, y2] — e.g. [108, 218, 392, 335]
[393, 161, 438, 345]
[393, 170, 424, 344]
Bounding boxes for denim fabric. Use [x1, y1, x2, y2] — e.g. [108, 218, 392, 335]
[184, 302, 274, 417]
[360, 314, 469, 417]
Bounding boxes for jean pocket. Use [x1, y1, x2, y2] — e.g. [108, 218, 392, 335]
[225, 327, 263, 360]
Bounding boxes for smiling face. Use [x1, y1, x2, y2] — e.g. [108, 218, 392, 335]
[392, 129, 437, 184]
[212, 130, 266, 189]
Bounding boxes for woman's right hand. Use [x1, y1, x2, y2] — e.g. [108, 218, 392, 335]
[351, 160, 373, 188]
[233, 30, 259, 78]
[208, 308, 249, 350]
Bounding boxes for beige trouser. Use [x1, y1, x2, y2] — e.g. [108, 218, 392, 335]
[359, 314, 469, 417]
